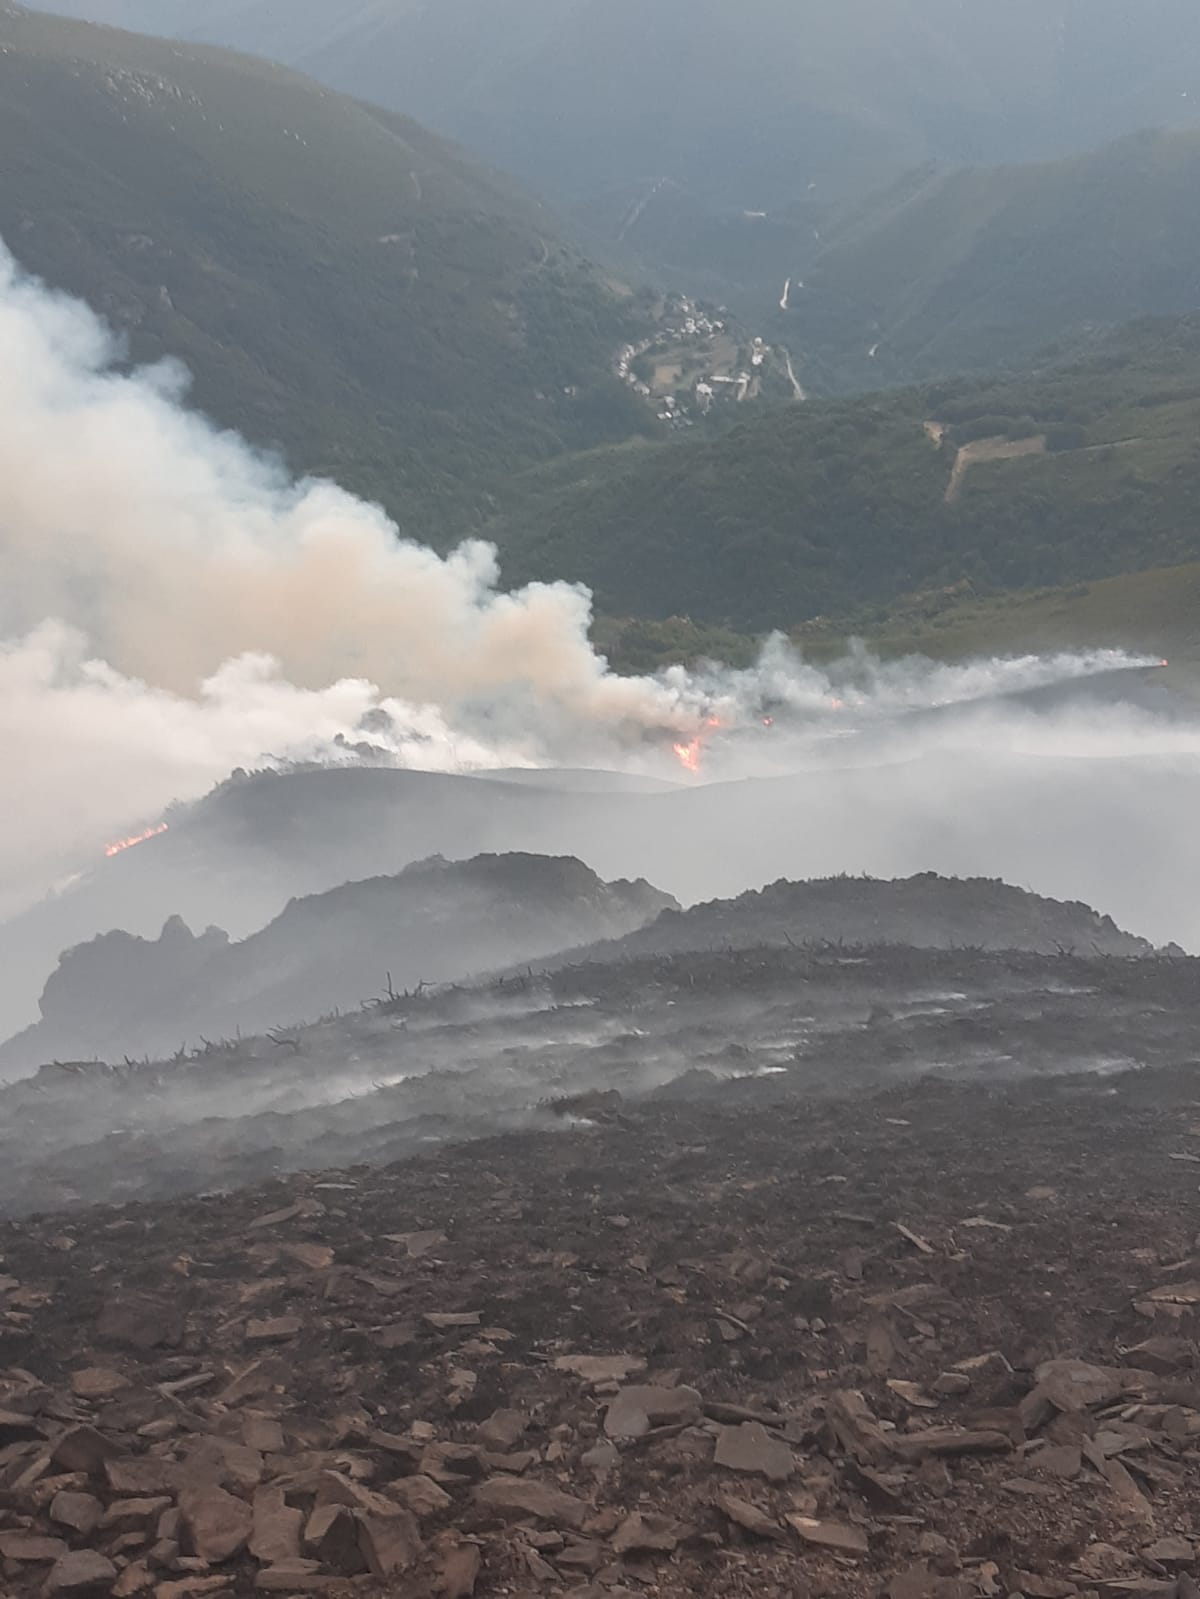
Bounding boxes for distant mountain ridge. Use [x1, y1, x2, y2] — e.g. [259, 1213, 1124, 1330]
[783, 129, 1200, 387]
[20, 0, 1200, 292]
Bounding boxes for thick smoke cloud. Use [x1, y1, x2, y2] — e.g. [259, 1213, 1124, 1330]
[0, 241, 1194, 928]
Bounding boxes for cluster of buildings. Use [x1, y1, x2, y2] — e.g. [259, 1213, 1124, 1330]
[614, 295, 768, 426]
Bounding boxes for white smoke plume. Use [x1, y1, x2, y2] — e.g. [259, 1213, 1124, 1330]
[0, 241, 1186, 914]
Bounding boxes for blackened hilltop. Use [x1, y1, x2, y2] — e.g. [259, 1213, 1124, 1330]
[558, 872, 1159, 968]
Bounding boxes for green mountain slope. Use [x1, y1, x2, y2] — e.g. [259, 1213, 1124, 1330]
[482, 316, 1200, 630]
[0, 4, 649, 535]
[22, 0, 1200, 298]
[783, 130, 1200, 388]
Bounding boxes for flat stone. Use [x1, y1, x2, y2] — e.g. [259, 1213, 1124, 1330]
[355, 1509, 423, 1577]
[472, 1476, 589, 1529]
[241, 1416, 285, 1455]
[713, 1421, 796, 1482]
[0, 1532, 70, 1561]
[610, 1512, 689, 1554]
[1143, 1538, 1196, 1566]
[303, 1505, 365, 1575]
[153, 1578, 231, 1599]
[279, 1243, 334, 1271]
[1033, 1359, 1131, 1413]
[933, 1372, 972, 1397]
[254, 1561, 334, 1592]
[715, 1492, 785, 1541]
[47, 1550, 118, 1593]
[603, 1383, 702, 1439]
[476, 1409, 526, 1452]
[433, 1542, 481, 1599]
[553, 1355, 647, 1385]
[249, 1488, 302, 1565]
[51, 1490, 104, 1536]
[105, 1458, 177, 1497]
[102, 1498, 174, 1530]
[71, 1368, 131, 1400]
[386, 1474, 452, 1519]
[1034, 1443, 1083, 1480]
[786, 1515, 870, 1556]
[245, 1317, 301, 1344]
[112, 1562, 153, 1597]
[179, 1484, 253, 1562]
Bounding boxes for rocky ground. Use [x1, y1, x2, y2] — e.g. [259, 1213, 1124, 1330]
[1, 1052, 1199, 1599]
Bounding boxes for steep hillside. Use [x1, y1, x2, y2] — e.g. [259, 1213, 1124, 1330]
[783, 130, 1200, 386]
[0, 852, 675, 1068]
[22, 0, 1200, 303]
[483, 316, 1200, 628]
[0, 4, 648, 536]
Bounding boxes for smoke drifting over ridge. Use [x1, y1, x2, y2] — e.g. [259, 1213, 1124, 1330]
[0, 241, 1195, 920]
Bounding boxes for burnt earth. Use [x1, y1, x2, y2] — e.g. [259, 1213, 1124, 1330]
[0, 1053, 1199, 1599]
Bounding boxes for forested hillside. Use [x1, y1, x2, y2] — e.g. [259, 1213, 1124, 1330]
[781, 130, 1200, 388]
[0, 3, 650, 536]
[22, 0, 1200, 301]
[485, 317, 1200, 628]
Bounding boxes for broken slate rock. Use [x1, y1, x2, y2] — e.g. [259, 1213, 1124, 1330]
[387, 1474, 453, 1519]
[70, 1368, 131, 1400]
[786, 1515, 871, 1556]
[254, 1559, 334, 1592]
[713, 1422, 796, 1481]
[0, 1532, 70, 1561]
[355, 1509, 423, 1577]
[472, 1476, 589, 1530]
[250, 1488, 303, 1565]
[434, 1542, 481, 1599]
[553, 1355, 647, 1385]
[603, 1384, 702, 1440]
[1033, 1444, 1083, 1480]
[179, 1483, 254, 1562]
[1026, 1359, 1132, 1422]
[476, 1409, 527, 1452]
[715, 1493, 785, 1541]
[1143, 1538, 1196, 1567]
[303, 1505, 366, 1575]
[51, 1490, 104, 1536]
[610, 1512, 690, 1554]
[245, 1317, 301, 1345]
[47, 1551, 119, 1593]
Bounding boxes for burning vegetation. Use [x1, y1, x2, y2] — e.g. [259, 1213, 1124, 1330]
[103, 822, 168, 859]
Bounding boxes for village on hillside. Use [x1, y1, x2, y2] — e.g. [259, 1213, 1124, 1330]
[615, 294, 779, 427]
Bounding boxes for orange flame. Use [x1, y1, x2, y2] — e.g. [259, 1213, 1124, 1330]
[104, 822, 168, 858]
[672, 714, 722, 773]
